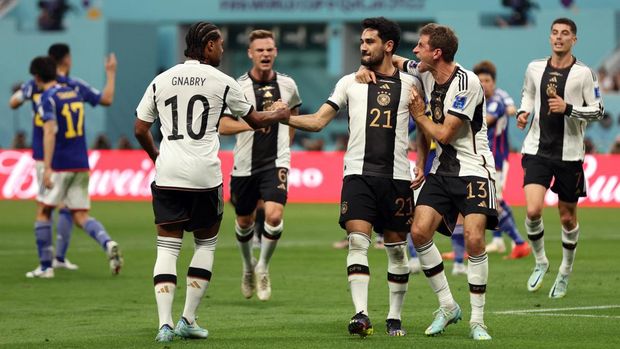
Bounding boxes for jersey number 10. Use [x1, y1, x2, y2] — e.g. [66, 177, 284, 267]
[165, 95, 210, 140]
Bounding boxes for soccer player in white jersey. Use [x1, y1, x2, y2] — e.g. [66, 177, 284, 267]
[516, 18, 604, 298]
[282, 17, 426, 338]
[219, 29, 302, 301]
[358, 23, 497, 340]
[134, 22, 291, 343]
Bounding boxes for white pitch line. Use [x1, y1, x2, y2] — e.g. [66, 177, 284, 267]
[508, 313, 620, 319]
[494, 305, 620, 314]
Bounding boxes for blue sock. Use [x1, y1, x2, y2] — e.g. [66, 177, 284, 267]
[84, 218, 111, 251]
[499, 201, 525, 245]
[407, 235, 417, 258]
[452, 224, 465, 263]
[55, 208, 74, 262]
[35, 221, 53, 269]
[492, 229, 502, 239]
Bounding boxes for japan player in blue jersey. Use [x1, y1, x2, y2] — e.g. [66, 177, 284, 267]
[9, 43, 116, 272]
[473, 60, 530, 259]
[24, 56, 122, 278]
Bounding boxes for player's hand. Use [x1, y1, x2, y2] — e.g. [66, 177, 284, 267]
[548, 94, 567, 114]
[409, 87, 425, 119]
[516, 111, 530, 129]
[43, 168, 53, 189]
[355, 66, 376, 84]
[411, 166, 425, 189]
[270, 100, 288, 111]
[105, 53, 117, 73]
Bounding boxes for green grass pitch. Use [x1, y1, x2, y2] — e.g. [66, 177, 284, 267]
[1, 200, 619, 348]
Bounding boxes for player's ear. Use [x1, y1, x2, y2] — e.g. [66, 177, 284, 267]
[247, 47, 252, 59]
[384, 40, 394, 54]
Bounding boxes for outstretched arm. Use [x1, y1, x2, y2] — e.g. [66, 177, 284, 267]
[284, 103, 337, 132]
[99, 53, 117, 106]
[218, 115, 253, 135]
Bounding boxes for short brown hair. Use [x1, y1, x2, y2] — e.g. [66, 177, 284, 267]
[473, 60, 497, 81]
[419, 23, 458, 63]
[552, 17, 577, 35]
[249, 29, 275, 43]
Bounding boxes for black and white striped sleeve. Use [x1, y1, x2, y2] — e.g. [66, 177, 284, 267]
[566, 68, 604, 121]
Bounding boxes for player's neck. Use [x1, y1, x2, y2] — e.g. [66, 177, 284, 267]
[42, 80, 58, 91]
[371, 58, 396, 77]
[250, 68, 275, 82]
[550, 52, 574, 69]
[57, 67, 69, 77]
[432, 61, 456, 85]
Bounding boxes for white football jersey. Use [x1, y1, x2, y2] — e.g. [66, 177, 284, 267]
[230, 71, 302, 176]
[136, 60, 253, 189]
[518, 58, 604, 161]
[327, 70, 418, 181]
[405, 61, 495, 179]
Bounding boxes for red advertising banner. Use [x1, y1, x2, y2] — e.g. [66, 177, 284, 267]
[0, 150, 618, 207]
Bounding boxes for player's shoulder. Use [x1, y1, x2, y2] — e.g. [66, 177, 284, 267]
[337, 72, 357, 85]
[453, 65, 480, 91]
[573, 60, 597, 80]
[527, 57, 548, 70]
[275, 71, 298, 85]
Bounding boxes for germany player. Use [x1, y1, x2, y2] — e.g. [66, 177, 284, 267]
[516, 18, 604, 298]
[219, 29, 302, 301]
[134, 22, 290, 343]
[283, 17, 426, 338]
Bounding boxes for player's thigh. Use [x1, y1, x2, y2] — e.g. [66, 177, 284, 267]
[450, 176, 498, 231]
[523, 184, 547, 218]
[411, 205, 444, 243]
[40, 171, 72, 208]
[551, 160, 586, 203]
[186, 184, 224, 233]
[414, 174, 455, 237]
[263, 201, 284, 225]
[151, 182, 191, 226]
[376, 178, 413, 236]
[64, 172, 90, 210]
[339, 175, 377, 233]
[522, 154, 553, 188]
[230, 175, 260, 216]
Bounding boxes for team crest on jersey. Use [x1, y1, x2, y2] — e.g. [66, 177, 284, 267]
[452, 96, 466, 110]
[341, 201, 348, 214]
[546, 83, 557, 97]
[377, 92, 391, 106]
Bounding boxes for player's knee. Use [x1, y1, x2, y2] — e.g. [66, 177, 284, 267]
[410, 223, 429, 246]
[526, 207, 542, 221]
[264, 213, 282, 227]
[465, 231, 485, 255]
[236, 215, 254, 229]
[348, 233, 371, 252]
[559, 213, 577, 230]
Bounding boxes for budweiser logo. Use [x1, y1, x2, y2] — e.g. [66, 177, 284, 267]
[0, 150, 155, 200]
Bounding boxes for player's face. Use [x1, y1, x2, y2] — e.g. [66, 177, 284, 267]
[477, 73, 495, 99]
[549, 23, 576, 55]
[360, 29, 386, 68]
[248, 38, 277, 73]
[413, 35, 435, 72]
[206, 33, 225, 67]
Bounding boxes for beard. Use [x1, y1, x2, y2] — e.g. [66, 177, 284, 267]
[360, 51, 384, 68]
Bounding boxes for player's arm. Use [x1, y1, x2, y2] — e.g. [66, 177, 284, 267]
[134, 118, 159, 163]
[409, 86, 462, 144]
[98, 53, 117, 106]
[283, 103, 337, 132]
[242, 106, 291, 130]
[412, 127, 429, 189]
[218, 115, 253, 135]
[42, 119, 56, 189]
[556, 68, 604, 121]
[9, 90, 24, 109]
[288, 107, 299, 144]
[516, 64, 535, 129]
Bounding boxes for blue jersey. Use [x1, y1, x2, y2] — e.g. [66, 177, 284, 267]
[486, 91, 509, 169]
[23, 76, 101, 160]
[39, 85, 90, 171]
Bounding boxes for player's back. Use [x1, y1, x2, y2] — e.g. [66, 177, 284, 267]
[143, 61, 244, 189]
[39, 85, 89, 171]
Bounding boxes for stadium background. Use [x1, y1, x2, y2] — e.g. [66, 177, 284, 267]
[2, 2, 620, 348]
